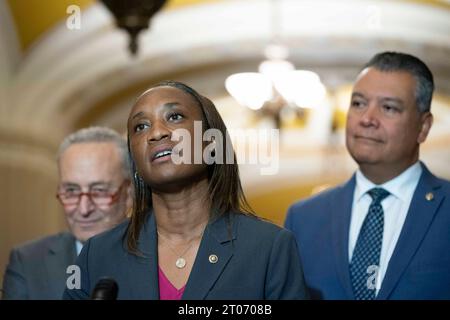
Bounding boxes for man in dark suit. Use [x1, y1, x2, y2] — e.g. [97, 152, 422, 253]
[2, 127, 131, 299]
[285, 51, 450, 299]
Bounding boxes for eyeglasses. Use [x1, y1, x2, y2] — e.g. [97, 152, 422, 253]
[56, 181, 128, 207]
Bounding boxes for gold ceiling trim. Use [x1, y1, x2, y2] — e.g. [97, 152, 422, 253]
[7, 0, 93, 51]
[399, 0, 450, 10]
[8, 0, 449, 52]
[7, 0, 221, 51]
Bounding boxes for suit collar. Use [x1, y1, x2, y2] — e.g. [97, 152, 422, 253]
[48, 232, 77, 257]
[205, 213, 238, 243]
[182, 213, 235, 299]
[377, 162, 444, 299]
[122, 212, 238, 299]
[331, 176, 356, 299]
[45, 232, 78, 297]
[122, 212, 160, 299]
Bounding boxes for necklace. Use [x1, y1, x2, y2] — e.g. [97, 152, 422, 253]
[157, 230, 204, 269]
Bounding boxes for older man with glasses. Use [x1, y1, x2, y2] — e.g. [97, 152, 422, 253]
[2, 127, 131, 300]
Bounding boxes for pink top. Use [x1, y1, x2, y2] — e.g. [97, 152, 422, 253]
[158, 266, 185, 300]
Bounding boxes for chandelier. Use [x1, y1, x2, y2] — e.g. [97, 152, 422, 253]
[100, 0, 167, 56]
[225, 0, 326, 129]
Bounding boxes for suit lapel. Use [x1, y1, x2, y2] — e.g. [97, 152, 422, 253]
[124, 213, 159, 299]
[45, 233, 77, 298]
[377, 164, 444, 299]
[331, 176, 356, 299]
[182, 214, 235, 300]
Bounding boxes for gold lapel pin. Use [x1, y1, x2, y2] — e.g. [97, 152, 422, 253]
[425, 192, 434, 201]
[209, 254, 218, 264]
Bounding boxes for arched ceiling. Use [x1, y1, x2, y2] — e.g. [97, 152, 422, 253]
[6, 0, 220, 51]
[7, 0, 450, 139]
[6, 0, 450, 51]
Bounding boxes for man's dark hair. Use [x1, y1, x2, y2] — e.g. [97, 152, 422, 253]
[364, 51, 434, 113]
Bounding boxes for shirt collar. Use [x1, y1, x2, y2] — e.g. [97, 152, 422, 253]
[75, 240, 83, 255]
[355, 161, 422, 202]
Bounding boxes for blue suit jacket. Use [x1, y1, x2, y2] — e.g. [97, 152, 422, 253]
[285, 164, 450, 299]
[63, 212, 308, 300]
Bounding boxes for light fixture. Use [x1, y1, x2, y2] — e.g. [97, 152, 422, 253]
[101, 0, 167, 56]
[225, 0, 326, 129]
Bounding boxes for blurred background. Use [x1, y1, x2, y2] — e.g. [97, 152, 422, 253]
[0, 0, 449, 287]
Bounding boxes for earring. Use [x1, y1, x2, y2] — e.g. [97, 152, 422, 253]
[206, 148, 216, 164]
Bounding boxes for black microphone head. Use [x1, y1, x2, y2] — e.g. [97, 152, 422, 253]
[91, 277, 118, 300]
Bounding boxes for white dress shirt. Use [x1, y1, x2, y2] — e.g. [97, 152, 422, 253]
[76, 240, 83, 256]
[348, 161, 422, 294]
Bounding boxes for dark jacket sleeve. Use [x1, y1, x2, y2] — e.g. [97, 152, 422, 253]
[62, 240, 91, 300]
[2, 249, 28, 300]
[265, 228, 309, 299]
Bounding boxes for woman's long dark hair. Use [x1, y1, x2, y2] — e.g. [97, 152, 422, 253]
[126, 80, 254, 255]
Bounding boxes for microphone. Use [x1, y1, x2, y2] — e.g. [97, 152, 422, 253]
[91, 278, 118, 300]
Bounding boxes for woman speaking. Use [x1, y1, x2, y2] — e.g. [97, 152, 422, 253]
[64, 81, 308, 300]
